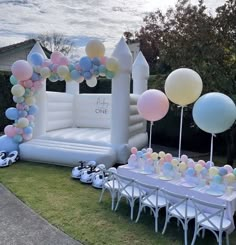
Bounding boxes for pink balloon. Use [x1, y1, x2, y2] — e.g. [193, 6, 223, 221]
[181, 154, 188, 163]
[42, 59, 52, 67]
[11, 60, 33, 81]
[100, 56, 107, 65]
[24, 80, 33, 88]
[165, 153, 173, 162]
[23, 133, 32, 141]
[58, 56, 69, 66]
[137, 89, 169, 122]
[27, 115, 35, 122]
[131, 147, 137, 154]
[224, 164, 233, 173]
[4, 125, 17, 137]
[50, 51, 63, 64]
[198, 160, 206, 167]
[129, 154, 136, 160]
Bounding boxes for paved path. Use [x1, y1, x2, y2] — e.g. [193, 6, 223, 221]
[0, 184, 82, 245]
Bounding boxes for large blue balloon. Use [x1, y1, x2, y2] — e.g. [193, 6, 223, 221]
[0, 135, 19, 152]
[79, 56, 92, 71]
[5, 107, 18, 120]
[193, 92, 236, 134]
[28, 52, 44, 66]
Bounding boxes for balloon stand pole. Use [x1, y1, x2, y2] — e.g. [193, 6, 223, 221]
[149, 121, 153, 149]
[210, 134, 214, 162]
[178, 106, 184, 160]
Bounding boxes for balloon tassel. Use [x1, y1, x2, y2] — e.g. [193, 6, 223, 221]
[149, 121, 153, 148]
[210, 134, 215, 162]
[178, 106, 184, 160]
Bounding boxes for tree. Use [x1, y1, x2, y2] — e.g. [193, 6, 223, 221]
[34, 32, 74, 55]
[125, 0, 236, 164]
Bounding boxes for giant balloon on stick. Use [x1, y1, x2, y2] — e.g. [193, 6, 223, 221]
[137, 89, 169, 148]
[193, 92, 236, 162]
[164, 68, 203, 159]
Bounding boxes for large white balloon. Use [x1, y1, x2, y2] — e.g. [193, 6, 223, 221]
[165, 68, 203, 106]
[193, 92, 236, 134]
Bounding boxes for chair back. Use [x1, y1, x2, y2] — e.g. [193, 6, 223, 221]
[162, 188, 189, 219]
[101, 168, 117, 189]
[135, 180, 160, 207]
[116, 173, 136, 198]
[191, 197, 227, 231]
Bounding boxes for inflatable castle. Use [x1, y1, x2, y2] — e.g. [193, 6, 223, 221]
[1, 37, 149, 168]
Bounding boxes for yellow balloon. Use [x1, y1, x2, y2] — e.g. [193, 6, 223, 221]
[106, 57, 119, 72]
[159, 151, 165, 158]
[165, 68, 203, 106]
[225, 173, 235, 184]
[11, 84, 25, 97]
[17, 118, 29, 128]
[179, 161, 187, 172]
[25, 96, 35, 106]
[151, 152, 159, 161]
[171, 158, 179, 167]
[40, 67, 51, 79]
[57, 65, 69, 79]
[85, 40, 105, 58]
[194, 163, 203, 173]
[209, 167, 219, 177]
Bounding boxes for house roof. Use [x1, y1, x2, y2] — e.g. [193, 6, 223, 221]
[0, 39, 51, 56]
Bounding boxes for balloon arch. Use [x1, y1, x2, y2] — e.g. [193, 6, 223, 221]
[4, 40, 120, 145]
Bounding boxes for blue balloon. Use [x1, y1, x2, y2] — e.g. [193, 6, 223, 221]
[92, 57, 101, 66]
[23, 126, 33, 134]
[137, 151, 143, 158]
[99, 65, 106, 74]
[28, 105, 38, 115]
[18, 110, 28, 118]
[186, 167, 196, 177]
[206, 161, 214, 169]
[31, 72, 41, 81]
[212, 175, 222, 184]
[200, 167, 208, 176]
[79, 56, 93, 71]
[193, 92, 236, 134]
[5, 107, 19, 120]
[70, 70, 82, 81]
[10, 75, 18, 85]
[83, 71, 92, 80]
[29, 52, 44, 66]
[0, 135, 19, 152]
[218, 167, 228, 176]
[13, 134, 23, 143]
[163, 162, 173, 171]
[13, 96, 24, 103]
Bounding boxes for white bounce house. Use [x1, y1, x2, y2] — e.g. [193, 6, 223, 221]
[19, 38, 149, 168]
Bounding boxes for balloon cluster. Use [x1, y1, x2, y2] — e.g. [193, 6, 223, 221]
[127, 147, 236, 185]
[4, 40, 119, 144]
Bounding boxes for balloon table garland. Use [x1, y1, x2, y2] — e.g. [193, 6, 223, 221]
[3, 40, 119, 147]
[164, 68, 203, 159]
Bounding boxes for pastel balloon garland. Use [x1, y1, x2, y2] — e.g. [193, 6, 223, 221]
[4, 40, 119, 145]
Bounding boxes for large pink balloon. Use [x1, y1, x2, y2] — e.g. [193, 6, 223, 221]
[137, 89, 169, 122]
[11, 60, 33, 81]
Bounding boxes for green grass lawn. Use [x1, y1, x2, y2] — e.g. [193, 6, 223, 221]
[0, 161, 235, 245]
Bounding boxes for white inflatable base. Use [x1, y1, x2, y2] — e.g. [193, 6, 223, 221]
[19, 139, 116, 168]
[19, 128, 148, 167]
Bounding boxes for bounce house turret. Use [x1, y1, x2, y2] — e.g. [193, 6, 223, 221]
[132, 51, 149, 95]
[27, 42, 47, 138]
[111, 37, 133, 162]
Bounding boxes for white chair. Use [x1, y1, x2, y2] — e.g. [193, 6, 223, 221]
[191, 197, 232, 245]
[135, 180, 166, 232]
[114, 174, 141, 220]
[99, 167, 118, 211]
[162, 189, 195, 245]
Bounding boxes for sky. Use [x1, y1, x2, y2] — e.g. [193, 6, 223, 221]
[0, 0, 225, 56]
